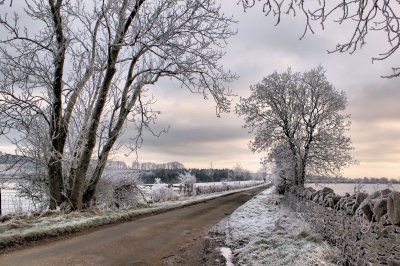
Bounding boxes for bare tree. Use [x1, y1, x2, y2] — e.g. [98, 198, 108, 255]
[231, 163, 251, 181]
[0, 0, 236, 210]
[238, 0, 400, 78]
[178, 172, 196, 195]
[236, 67, 354, 187]
[206, 162, 215, 184]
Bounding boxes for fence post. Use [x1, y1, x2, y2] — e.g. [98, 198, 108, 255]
[0, 186, 2, 216]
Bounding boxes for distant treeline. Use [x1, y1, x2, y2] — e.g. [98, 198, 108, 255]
[306, 175, 400, 184]
[140, 168, 252, 184]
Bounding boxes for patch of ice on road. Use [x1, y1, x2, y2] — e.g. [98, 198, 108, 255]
[217, 186, 340, 266]
[220, 247, 234, 266]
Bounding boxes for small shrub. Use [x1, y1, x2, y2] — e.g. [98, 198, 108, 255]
[95, 171, 144, 209]
[149, 178, 179, 202]
[178, 172, 196, 195]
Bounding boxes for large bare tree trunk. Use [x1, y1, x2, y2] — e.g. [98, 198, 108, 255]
[48, 159, 63, 209]
[298, 159, 306, 187]
[48, 0, 67, 209]
[287, 139, 300, 186]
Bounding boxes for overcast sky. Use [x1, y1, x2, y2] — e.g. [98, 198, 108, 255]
[1, 1, 399, 179]
[113, 1, 400, 179]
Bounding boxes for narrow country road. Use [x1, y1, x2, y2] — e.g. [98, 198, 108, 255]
[0, 186, 268, 266]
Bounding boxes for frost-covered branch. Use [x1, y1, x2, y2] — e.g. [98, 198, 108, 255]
[239, 0, 400, 78]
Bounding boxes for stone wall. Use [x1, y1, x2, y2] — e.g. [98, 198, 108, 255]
[287, 186, 400, 266]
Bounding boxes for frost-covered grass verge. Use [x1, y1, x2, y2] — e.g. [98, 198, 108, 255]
[216, 186, 341, 266]
[0, 183, 269, 252]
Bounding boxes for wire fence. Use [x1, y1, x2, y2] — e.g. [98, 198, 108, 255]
[0, 189, 37, 215]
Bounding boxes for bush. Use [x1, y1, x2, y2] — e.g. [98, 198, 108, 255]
[178, 173, 196, 195]
[149, 178, 179, 203]
[95, 170, 145, 209]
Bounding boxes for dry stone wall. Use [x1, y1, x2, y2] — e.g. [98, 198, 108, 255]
[287, 186, 400, 266]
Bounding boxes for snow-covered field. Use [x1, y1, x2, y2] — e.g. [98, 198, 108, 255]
[216, 187, 340, 266]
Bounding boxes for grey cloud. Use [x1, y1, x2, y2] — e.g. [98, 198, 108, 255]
[349, 79, 400, 122]
[141, 125, 247, 150]
[120, 111, 250, 157]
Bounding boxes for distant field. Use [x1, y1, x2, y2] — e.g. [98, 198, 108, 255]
[306, 183, 400, 196]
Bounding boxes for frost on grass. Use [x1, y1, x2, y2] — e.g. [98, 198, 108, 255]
[218, 187, 340, 266]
